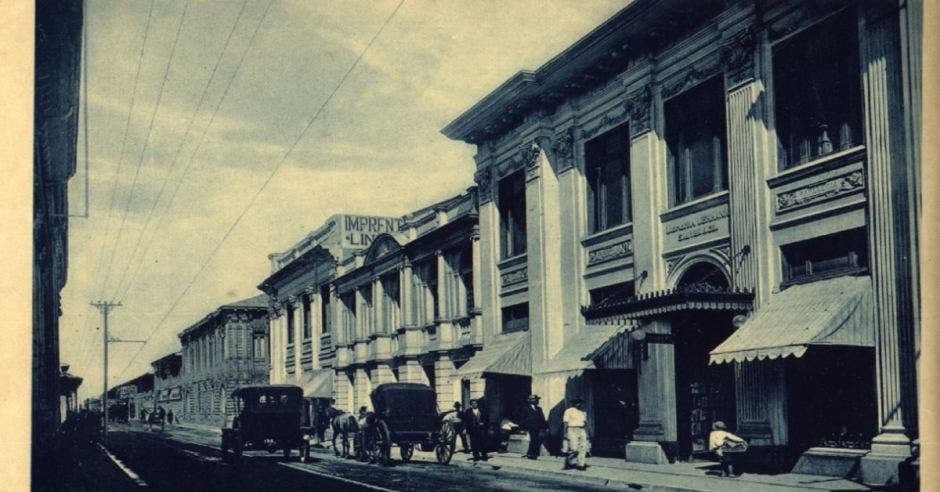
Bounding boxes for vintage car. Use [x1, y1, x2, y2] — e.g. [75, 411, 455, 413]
[363, 382, 456, 465]
[220, 385, 306, 460]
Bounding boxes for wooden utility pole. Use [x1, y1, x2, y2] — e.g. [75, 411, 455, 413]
[90, 300, 120, 435]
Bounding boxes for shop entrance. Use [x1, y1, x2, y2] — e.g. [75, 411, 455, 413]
[589, 369, 638, 457]
[786, 346, 876, 455]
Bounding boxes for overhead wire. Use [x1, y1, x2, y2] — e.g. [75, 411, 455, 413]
[114, 0, 273, 304]
[109, 0, 250, 302]
[114, 0, 407, 381]
[98, 0, 191, 301]
[91, 0, 155, 301]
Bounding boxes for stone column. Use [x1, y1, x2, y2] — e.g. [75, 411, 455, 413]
[399, 260, 413, 328]
[353, 367, 370, 411]
[373, 277, 383, 335]
[434, 354, 457, 411]
[474, 162, 501, 340]
[435, 250, 447, 321]
[373, 362, 396, 386]
[469, 226, 483, 344]
[398, 357, 425, 384]
[334, 370, 353, 413]
[859, 6, 918, 484]
[306, 285, 320, 369]
[627, 320, 677, 464]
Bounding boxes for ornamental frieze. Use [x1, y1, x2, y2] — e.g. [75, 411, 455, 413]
[721, 27, 757, 88]
[501, 267, 528, 287]
[587, 240, 633, 266]
[662, 58, 723, 100]
[580, 109, 629, 140]
[776, 170, 865, 212]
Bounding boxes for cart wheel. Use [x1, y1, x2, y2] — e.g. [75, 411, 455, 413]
[372, 421, 391, 466]
[400, 443, 414, 462]
[435, 424, 455, 465]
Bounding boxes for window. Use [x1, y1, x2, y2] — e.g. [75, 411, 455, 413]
[252, 334, 266, 360]
[586, 124, 631, 232]
[665, 77, 728, 205]
[302, 296, 312, 340]
[428, 261, 440, 321]
[499, 171, 527, 258]
[360, 285, 373, 338]
[589, 281, 635, 306]
[459, 247, 474, 314]
[502, 303, 529, 334]
[286, 304, 295, 345]
[773, 12, 862, 169]
[320, 285, 331, 334]
[340, 292, 356, 340]
[781, 228, 868, 286]
[382, 273, 400, 333]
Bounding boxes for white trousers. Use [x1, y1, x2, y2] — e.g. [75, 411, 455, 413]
[565, 427, 589, 467]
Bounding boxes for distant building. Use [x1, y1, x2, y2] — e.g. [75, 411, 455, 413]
[151, 352, 183, 421]
[58, 365, 83, 422]
[112, 373, 154, 422]
[177, 296, 270, 427]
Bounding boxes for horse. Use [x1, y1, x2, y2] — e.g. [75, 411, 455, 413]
[328, 408, 359, 458]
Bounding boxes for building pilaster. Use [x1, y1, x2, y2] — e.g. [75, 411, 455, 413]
[627, 320, 677, 464]
[434, 354, 457, 411]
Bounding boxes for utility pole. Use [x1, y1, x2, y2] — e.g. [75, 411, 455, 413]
[91, 300, 120, 435]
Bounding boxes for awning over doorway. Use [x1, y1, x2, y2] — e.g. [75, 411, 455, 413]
[455, 331, 531, 378]
[709, 275, 874, 365]
[544, 323, 638, 374]
[301, 368, 334, 398]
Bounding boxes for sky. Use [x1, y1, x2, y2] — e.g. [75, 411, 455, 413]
[61, 0, 629, 401]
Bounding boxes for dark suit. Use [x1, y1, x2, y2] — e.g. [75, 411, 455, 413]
[515, 404, 547, 457]
[462, 407, 488, 460]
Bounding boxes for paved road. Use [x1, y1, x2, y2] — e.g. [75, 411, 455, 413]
[99, 425, 628, 491]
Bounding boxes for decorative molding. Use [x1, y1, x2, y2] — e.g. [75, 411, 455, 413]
[475, 166, 493, 203]
[521, 143, 541, 181]
[286, 295, 298, 305]
[587, 240, 633, 266]
[624, 86, 652, 136]
[550, 129, 575, 172]
[665, 255, 685, 276]
[304, 284, 317, 296]
[500, 267, 528, 287]
[662, 58, 723, 100]
[580, 108, 628, 140]
[775, 170, 865, 213]
[721, 27, 757, 88]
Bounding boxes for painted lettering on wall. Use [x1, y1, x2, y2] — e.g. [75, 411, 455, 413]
[665, 208, 729, 243]
[343, 215, 405, 247]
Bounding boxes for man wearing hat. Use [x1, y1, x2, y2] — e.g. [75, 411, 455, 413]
[514, 394, 548, 459]
[563, 398, 589, 470]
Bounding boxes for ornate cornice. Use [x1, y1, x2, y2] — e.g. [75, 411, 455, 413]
[475, 166, 493, 204]
[662, 58, 722, 100]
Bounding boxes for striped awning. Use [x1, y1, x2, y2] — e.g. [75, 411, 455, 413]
[543, 323, 638, 374]
[709, 275, 874, 365]
[456, 331, 531, 378]
[301, 368, 334, 398]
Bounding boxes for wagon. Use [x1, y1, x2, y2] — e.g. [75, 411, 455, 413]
[363, 383, 456, 465]
[220, 385, 306, 461]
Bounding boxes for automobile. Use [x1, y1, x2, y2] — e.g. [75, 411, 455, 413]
[220, 385, 307, 461]
[362, 382, 456, 466]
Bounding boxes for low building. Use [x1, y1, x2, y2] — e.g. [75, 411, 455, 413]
[113, 373, 154, 422]
[152, 352, 183, 421]
[177, 296, 270, 427]
[58, 364, 83, 422]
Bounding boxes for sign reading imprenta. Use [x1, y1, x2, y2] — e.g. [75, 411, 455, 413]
[340, 215, 405, 247]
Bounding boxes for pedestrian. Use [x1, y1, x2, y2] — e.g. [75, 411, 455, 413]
[462, 399, 489, 462]
[709, 421, 747, 477]
[514, 394, 547, 459]
[442, 402, 470, 453]
[563, 398, 589, 471]
[315, 399, 334, 447]
[166, 409, 174, 426]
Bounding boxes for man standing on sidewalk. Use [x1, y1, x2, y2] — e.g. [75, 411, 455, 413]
[515, 395, 547, 459]
[463, 399, 489, 462]
[563, 398, 589, 471]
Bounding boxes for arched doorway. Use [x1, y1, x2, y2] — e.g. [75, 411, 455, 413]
[672, 262, 737, 461]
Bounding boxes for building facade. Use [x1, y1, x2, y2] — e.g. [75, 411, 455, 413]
[114, 373, 154, 421]
[330, 190, 482, 414]
[442, 0, 920, 485]
[262, 214, 404, 423]
[59, 365, 83, 423]
[151, 352, 184, 421]
[177, 296, 270, 427]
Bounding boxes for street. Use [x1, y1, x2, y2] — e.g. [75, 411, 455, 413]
[91, 424, 631, 491]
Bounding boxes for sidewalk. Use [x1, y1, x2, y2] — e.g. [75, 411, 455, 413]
[410, 449, 870, 492]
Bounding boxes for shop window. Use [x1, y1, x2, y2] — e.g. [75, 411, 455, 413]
[320, 285, 331, 335]
[586, 123, 631, 233]
[499, 171, 527, 258]
[781, 228, 868, 286]
[302, 296, 312, 340]
[665, 77, 728, 206]
[773, 11, 863, 169]
[286, 304, 295, 345]
[502, 303, 529, 334]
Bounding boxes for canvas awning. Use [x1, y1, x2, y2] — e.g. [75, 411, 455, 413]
[709, 275, 874, 365]
[301, 368, 334, 398]
[544, 323, 638, 374]
[455, 331, 531, 378]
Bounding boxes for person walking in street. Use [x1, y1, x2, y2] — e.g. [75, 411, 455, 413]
[462, 399, 489, 462]
[514, 394, 547, 459]
[563, 398, 589, 470]
[166, 409, 174, 426]
[709, 421, 748, 477]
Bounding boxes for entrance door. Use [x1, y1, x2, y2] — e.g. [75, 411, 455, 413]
[590, 369, 638, 457]
[673, 311, 736, 460]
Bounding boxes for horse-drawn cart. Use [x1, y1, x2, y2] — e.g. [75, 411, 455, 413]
[363, 383, 456, 465]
